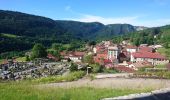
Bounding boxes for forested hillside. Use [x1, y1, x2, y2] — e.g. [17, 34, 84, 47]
[0, 10, 138, 53]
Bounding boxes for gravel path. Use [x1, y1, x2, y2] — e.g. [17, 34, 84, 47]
[40, 78, 170, 90]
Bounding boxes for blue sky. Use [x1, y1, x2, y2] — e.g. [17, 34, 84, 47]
[1, 0, 170, 27]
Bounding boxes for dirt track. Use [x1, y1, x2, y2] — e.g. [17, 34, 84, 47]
[40, 78, 170, 90]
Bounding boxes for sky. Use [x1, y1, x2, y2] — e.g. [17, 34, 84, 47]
[1, 0, 170, 27]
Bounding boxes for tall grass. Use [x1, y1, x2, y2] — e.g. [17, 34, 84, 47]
[0, 82, 152, 100]
[33, 71, 86, 83]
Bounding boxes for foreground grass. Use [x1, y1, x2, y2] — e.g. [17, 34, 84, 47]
[0, 81, 152, 100]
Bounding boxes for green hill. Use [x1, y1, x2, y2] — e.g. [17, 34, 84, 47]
[0, 10, 137, 53]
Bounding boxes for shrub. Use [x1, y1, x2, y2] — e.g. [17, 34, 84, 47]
[90, 64, 103, 73]
[70, 63, 78, 72]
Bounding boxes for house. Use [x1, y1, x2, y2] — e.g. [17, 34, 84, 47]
[128, 61, 153, 70]
[131, 51, 169, 66]
[138, 46, 154, 52]
[104, 59, 113, 68]
[126, 45, 137, 53]
[108, 46, 119, 59]
[47, 54, 59, 61]
[94, 51, 108, 65]
[60, 51, 85, 62]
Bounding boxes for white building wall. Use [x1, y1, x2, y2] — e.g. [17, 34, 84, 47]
[127, 48, 137, 53]
[131, 55, 169, 66]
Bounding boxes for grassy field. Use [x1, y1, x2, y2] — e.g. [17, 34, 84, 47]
[157, 47, 170, 59]
[1, 33, 18, 38]
[15, 57, 26, 62]
[0, 81, 152, 100]
[0, 59, 4, 64]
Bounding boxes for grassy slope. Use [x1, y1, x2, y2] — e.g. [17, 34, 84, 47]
[0, 59, 4, 64]
[15, 57, 26, 62]
[157, 47, 170, 59]
[0, 82, 152, 100]
[1, 33, 18, 38]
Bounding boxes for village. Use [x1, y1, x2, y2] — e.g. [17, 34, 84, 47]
[0, 40, 170, 80]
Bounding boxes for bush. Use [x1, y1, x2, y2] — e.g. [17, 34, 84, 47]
[70, 63, 78, 72]
[90, 64, 103, 73]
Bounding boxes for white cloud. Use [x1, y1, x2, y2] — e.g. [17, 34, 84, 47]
[137, 19, 170, 27]
[65, 6, 71, 11]
[65, 14, 170, 27]
[69, 14, 139, 25]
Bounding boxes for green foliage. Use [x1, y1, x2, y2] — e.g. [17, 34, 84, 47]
[157, 47, 170, 59]
[1, 33, 18, 38]
[135, 71, 170, 79]
[25, 55, 30, 61]
[88, 41, 96, 46]
[103, 68, 118, 73]
[0, 82, 152, 100]
[90, 64, 103, 73]
[0, 51, 26, 59]
[15, 57, 26, 62]
[163, 42, 169, 49]
[70, 63, 78, 72]
[0, 10, 137, 53]
[34, 71, 85, 83]
[83, 54, 94, 64]
[30, 43, 47, 59]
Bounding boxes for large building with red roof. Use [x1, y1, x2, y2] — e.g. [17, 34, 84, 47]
[131, 51, 169, 66]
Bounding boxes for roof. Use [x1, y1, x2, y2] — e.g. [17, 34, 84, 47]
[131, 61, 153, 68]
[47, 54, 58, 60]
[104, 59, 112, 64]
[139, 46, 153, 52]
[60, 51, 85, 57]
[74, 52, 85, 56]
[108, 46, 118, 50]
[132, 51, 167, 59]
[126, 45, 137, 49]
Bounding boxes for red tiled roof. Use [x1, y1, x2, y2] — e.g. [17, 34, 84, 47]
[132, 51, 167, 59]
[74, 52, 85, 56]
[131, 61, 153, 68]
[60, 52, 66, 56]
[47, 54, 58, 61]
[104, 59, 112, 64]
[126, 45, 137, 49]
[60, 51, 85, 57]
[139, 46, 153, 52]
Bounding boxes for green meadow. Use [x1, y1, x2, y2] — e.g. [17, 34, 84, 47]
[0, 81, 152, 100]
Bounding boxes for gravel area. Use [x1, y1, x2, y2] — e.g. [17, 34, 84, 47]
[40, 78, 170, 90]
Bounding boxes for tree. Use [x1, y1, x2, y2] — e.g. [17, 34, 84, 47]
[164, 42, 169, 49]
[88, 41, 96, 46]
[83, 54, 94, 64]
[30, 43, 47, 59]
[25, 55, 30, 61]
[70, 63, 78, 72]
[90, 64, 103, 73]
[52, 43, 61, 51]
